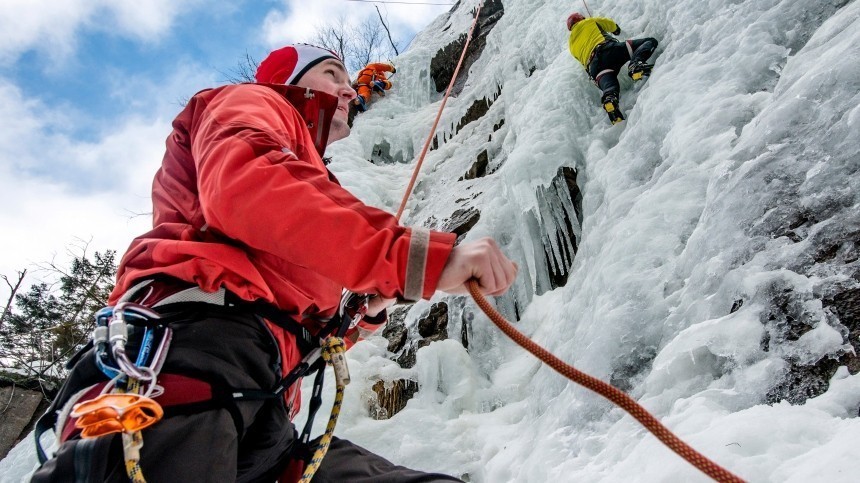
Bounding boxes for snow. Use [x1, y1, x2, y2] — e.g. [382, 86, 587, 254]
[4, 0, 860, 481]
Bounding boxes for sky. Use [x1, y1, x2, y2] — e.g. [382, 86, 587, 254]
[0, 0, 452, 301]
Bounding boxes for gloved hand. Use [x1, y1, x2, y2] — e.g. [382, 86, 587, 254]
[372, 80, 389, 93]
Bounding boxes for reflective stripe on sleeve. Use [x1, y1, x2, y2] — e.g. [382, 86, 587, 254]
[403, 227, 430, 301]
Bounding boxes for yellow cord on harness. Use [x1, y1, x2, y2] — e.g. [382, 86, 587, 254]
[300, 337, 349, 483]
[122, 378, 147, 483]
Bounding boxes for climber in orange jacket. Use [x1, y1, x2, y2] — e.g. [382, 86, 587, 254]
[353, 61, 395, 111]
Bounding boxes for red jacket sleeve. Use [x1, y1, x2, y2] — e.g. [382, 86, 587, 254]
[190, 85, 455, 300]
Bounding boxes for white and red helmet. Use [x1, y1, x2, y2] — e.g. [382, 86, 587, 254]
[255, 44, 342, 85]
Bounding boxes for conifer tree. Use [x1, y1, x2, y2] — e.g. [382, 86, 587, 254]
[0, 250, 116, 388]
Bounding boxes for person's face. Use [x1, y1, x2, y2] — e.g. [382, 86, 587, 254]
[294, 59, 356, 144]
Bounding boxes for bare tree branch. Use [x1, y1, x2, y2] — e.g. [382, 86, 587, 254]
[375, 6, 399, 56]
[1, 269, 26, 328]
[313, 16, 353, 68]
[220, 51, 260, 84]
[306, 14, 400, 74]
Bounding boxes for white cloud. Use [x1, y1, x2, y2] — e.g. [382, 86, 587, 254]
[261, 0, 451, 49]
[0, 61, 215, 302]
[0, 0, 197, 66]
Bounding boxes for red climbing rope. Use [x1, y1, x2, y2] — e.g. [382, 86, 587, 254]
[467, 282, 745, 482]
[582, 0, 593, 17]
[394, 1, 483, 221]
[393, 2, 746, 482]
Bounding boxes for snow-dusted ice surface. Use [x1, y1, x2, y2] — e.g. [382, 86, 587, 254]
[324, 0, 860, 481]
[3, 0, 860, 481]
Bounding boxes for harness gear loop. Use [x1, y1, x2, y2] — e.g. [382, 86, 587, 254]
[465, 281, 745, 483]
[76, 302, 170, 483]
[299, 337, 348, 483]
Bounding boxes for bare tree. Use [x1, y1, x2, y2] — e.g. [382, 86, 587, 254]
[375, 6, 399, 56]
[1, 269, 26, 328]
[312, 15, 352, 66]
[307, 14, 401, 75]
[220, 51, 260, 84]
[352, 16, 387, 70]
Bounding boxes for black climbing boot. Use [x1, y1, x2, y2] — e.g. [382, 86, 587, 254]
[601, 94, 625, 125]
[628, 61, 653, 81]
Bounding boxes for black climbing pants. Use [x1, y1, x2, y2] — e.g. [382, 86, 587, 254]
[587, 37, 658, 101]
[32, 308, 463, 482]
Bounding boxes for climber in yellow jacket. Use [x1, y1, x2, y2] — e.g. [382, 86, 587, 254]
[353, 61, 395, 112]
[567, 13, 658, 124]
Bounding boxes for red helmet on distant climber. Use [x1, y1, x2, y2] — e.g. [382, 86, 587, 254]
[567, 13, 585, 30]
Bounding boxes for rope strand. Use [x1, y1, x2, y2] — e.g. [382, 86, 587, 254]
[395, 1, 483, 220]
[300, 337, 348, 483]
[467, 282, 745, 482]
[582, 0, 593, 17]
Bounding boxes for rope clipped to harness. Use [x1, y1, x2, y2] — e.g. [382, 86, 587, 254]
[68, 302, 172, 483]
[120, 378, 149, 483]
[299, 337, 349, 483]
[466, 281, 745, 483]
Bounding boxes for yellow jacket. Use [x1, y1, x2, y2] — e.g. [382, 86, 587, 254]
[568, 17, 620, 67]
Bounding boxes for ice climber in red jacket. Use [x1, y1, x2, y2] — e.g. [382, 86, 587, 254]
[32, 43, 517, 482]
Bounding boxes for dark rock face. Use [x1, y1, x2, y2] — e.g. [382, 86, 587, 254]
[429, 0, 504, 95]
[417, 302, 449, 339]
[0, 386, 45, 459]
[825, 288, 860, 377]
[370, 140, 407, 165]
[753, 213, 860, 406]
[370, 379, 420, 420]
[374, 302, 451, 418]
[456, 84, 503, 136]
[610, 346, 658, 393]
[765, 286, 860, 405]
[537, 166, 583, 292]
[382, 306, 410, 354]
[441, 208, 481, 243]
[462, 150, 489, 180]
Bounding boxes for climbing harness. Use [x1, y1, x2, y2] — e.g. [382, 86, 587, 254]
[34, 281, 368, 483]
[392, 2, 745, 481]
[294, 290, 364, 482]
[62, 302, 172, 482]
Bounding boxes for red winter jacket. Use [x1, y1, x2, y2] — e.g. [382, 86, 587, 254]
[109, 83, 455, 413]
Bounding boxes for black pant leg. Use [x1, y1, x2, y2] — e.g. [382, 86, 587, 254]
[588, 41, 631, 99]
[629, 37, 658, 64]
[311, 437, 463, 483]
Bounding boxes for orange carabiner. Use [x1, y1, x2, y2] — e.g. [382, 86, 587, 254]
[71, 393, 164, 438]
